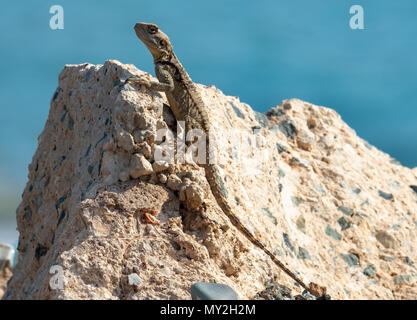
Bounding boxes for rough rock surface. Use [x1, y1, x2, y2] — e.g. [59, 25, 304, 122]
[3, 60, 417, 300]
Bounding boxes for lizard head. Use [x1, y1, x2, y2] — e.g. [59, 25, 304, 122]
[134, 22, 173, 59]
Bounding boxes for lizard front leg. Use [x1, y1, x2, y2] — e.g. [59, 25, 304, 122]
[127, 63, 174, 92]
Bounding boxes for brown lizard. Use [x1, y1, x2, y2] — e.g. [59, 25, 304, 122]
[127, 22, 328, 299]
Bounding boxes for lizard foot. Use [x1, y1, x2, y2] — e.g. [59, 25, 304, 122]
[126, 75, 151, 88]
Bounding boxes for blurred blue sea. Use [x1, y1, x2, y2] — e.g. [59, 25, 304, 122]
[0, 1, 416, 242]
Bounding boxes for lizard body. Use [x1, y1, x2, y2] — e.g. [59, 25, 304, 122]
[128, 22, 327, 298]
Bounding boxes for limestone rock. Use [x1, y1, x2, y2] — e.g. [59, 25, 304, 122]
[3, 60, 417, 300]
[129, 153, 153, 179]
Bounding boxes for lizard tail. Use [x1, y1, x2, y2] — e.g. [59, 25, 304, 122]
[203, 163, 313, 295]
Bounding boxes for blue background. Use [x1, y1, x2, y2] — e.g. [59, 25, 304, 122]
[0, 0, 416, 242]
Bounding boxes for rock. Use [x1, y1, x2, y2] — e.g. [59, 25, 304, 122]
[380, 256, 396, 262]
[296, 215, 306, 233]
[254, 112, 269, 127]
[180, 182, 205, 211]
[230, 101, 245, 119]
[325, 225, 342, 241]
[129, 153, 153, 178]
[282, 233, 295, 253]
[276, 143, 287, 154]
[157, 173, 167, 184]
[190, 282, 238, 300]
[363, 265, 376, 277]
[296, 129, 315, 151]
[337, 217, 351, 230]
[167, 174, 182, 191]
[4, 61, 417, 300]
[394, 275, 412, 286]
[127, 273, 142, 286]
[152, 160, 170, 173]
[278, 120, 297, 139]
[378, 190, 394, 200]
[342, 253, 359, 267]
[254, 281, 292, 300]
[137, 142, 152, 159]
[403, 257, 414, 267]
[261, 208, 277, 225]
[116, 130, 135, 152]
[338, 206, 353, 216]
[297, 247, 311, 260]
[375, 231, 396, 249]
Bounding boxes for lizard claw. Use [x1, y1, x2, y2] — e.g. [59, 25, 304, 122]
[126, 75, 151, 88]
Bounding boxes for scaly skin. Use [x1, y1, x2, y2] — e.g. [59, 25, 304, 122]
[127, 22, 328, 298]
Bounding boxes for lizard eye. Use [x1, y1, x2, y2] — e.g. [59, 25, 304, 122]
[148, 26, 157, 34]
[159, 40, 165, 46]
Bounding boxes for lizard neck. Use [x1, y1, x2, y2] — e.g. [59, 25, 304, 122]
[155, 52, 189, 76]
[154, 51, 175, 65]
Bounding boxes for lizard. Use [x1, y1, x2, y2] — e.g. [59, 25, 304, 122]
[126, 22, 328, 299]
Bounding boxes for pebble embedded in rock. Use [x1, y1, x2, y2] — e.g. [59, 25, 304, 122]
[338, 206, 353, 216]
[403, 256, 414, 267]
[254, 112, 269, 127]
[282, 233, 295, 252]
[296, 130, 314, 151]
[278, 120, 297, 139]
[363, 265, 376, 277]
[378, 190, 394, 200]
[297, 247, 311, 260]
[261, 208, 277, 225]
[276, 143, 287, 154]
[380, 255, 396, 262]
[296, 215, 306, 233]
[229, 101, 245, 119]
[342, 253, 359, 267]
[127, 273, 142, 286]
[337, 217, 351, 231]
[394, 275, 412, 286]
[291, 196, 301, 206]
[375, 231, 396, 249]
[325, 225, 342, 241]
